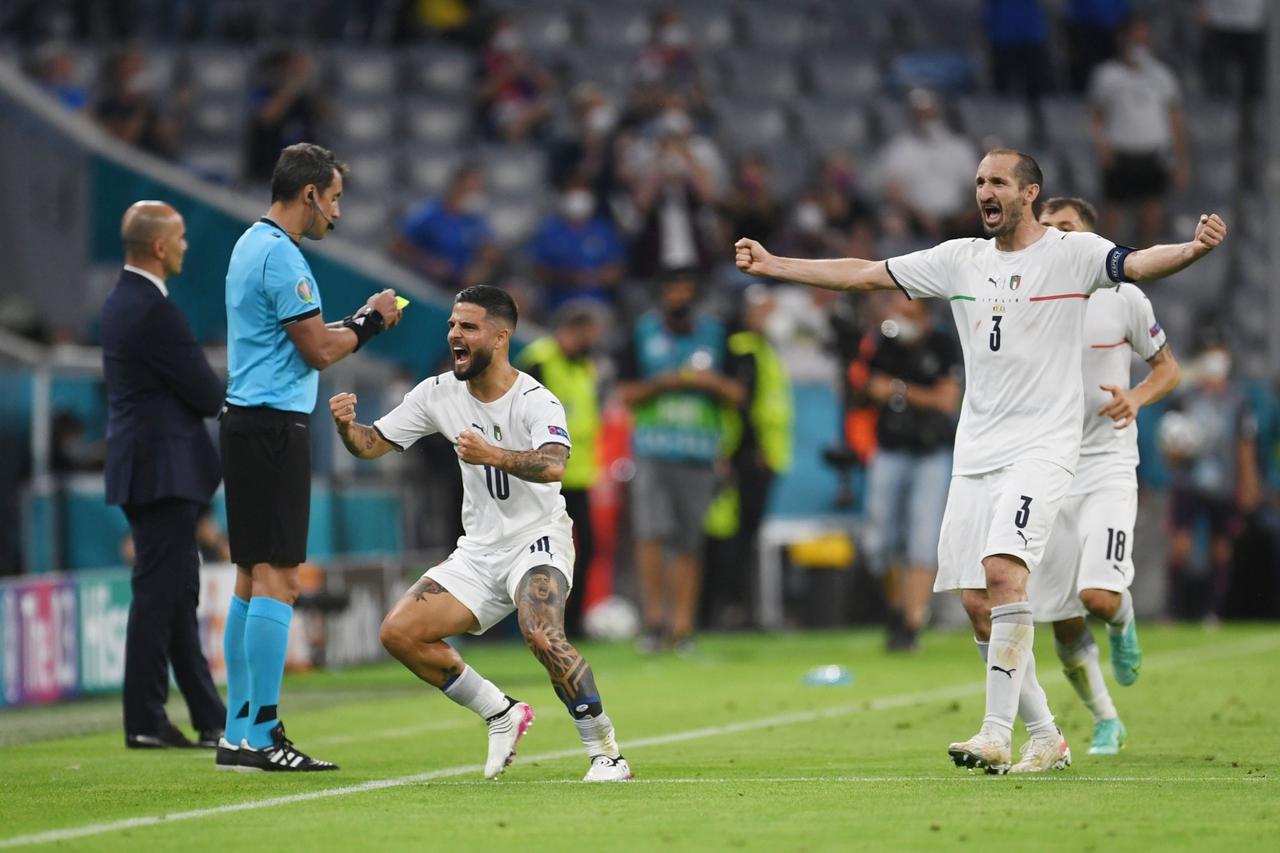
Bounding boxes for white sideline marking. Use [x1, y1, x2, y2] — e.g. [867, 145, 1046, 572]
[3, 633, 1277, 849]
[423, 775, 1273, 786]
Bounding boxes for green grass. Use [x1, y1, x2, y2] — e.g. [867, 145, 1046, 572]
[3, 624, 1278, 851]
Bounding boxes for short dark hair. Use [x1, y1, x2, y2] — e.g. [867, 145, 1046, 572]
[986, 148, 1043, 190]
[271, 143, 348, 203]
[455, 285, 518, 330]
[1041, 196, 1098, 230]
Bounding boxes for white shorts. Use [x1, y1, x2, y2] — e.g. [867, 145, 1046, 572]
[1030, 483, 1137, 623]
[934, 458, 1074, 593]
[424, 519, 576, 635]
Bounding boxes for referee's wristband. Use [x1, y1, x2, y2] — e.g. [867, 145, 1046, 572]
[342, 309, 385, 351]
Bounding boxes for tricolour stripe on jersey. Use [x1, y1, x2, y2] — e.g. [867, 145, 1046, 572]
[949, 295, 976, 302]
[1090, 339, 1129, 349]
[1028, 293, 1090, 302]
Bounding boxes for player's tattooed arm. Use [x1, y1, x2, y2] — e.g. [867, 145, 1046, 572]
[456, 431, 567, 482]
[494, 443, 568, 483]
[516, 567, 598, 707]
[329, 392, 396, 459]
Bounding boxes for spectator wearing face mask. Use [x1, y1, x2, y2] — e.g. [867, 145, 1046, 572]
[1160, 341, 1261, 622]
[775, 190, 849, 261]
[528, 175, 626, 314]
[548, 83, 621, 195]
[873, 89, 979, 240]
[391, 163, 499, 292]
[850, 293, 961, 651]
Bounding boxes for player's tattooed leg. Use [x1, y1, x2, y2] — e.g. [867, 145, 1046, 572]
[517, 566, 601, 713]
[408, 576, 449, 603]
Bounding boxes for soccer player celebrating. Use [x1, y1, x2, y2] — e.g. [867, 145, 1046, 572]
[1030, 197, 1181, 755]
[736, 148, 1225, 773]
[328, 286, 631, 782]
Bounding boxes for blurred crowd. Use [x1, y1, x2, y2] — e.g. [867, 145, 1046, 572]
[4, 0, 1278, 626]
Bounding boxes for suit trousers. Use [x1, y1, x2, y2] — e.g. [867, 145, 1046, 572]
[122, 498, 225, 736]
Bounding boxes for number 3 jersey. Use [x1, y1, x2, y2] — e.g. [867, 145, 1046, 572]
[374, 370, 572, 549]
[886, 227, 1122, 477]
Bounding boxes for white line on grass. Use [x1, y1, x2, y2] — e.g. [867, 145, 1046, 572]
[4, 633, 1277, 849]
[418, 775, 1274, 786]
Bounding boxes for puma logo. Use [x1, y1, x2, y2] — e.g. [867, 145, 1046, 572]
[987, 277, 999, 287]
[1112, 563, 1125, 574]
[1015, 530, 1029, 548]
[990, 665, 1016, 679]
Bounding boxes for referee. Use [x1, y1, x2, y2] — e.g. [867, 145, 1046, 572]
[217, 143, 401, 772]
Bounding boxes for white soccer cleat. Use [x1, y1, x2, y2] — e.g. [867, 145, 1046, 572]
[583, 755, 633, 782]
[1009, 729, 1072, 774]
[484, 701, 535, 779]
[948, 731, 1012, 774]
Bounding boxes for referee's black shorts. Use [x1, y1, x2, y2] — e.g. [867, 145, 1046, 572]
[219, 404, 311, 566]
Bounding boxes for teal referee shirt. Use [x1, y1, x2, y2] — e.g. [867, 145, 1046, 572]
[225, 218, 323, 414]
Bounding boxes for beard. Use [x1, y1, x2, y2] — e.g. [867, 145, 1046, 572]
[453, 344, 494, 380]
[982, 201, 1023, 238]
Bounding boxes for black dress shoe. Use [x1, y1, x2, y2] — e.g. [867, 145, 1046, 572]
[126, 720, 196, 749]
[196, 729, 224, 749]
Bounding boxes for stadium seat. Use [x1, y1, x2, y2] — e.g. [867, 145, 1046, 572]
[578, 5, 651, 49]
[333, 197, 393, 243]
[793, 98, 874, 156]
[488, 191, 548, 246]
[405, 47, 476, 97]
[1041, 96, 1093, 146]
[760, 142, 816, 198]
[741, 7, 813, 50]
[343, 148, 397, 194]
[722, 51, 800, 100]
[403, 97, 472, 146]
[188, 93, 245, 144]
[481, 145, 548, 194]
[807, 53, 882, 100]
[680, 5, 737, 49]
[403, 145, 466, 195]
[330, 102, 397, 146]
[508, 7, 574, 52]
[956, 96, 1032, 150]
[712, 99, 791, 152]
[557, 46, 636, 91]
[184, 48, 250, 96]
[183, 145, 241, 185]
[329, 50, 399, 98]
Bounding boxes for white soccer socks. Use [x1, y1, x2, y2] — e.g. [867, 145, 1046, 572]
[982, 602, 1036, 741]
[573, 712, 621, 760]
[976, 629, 1057, 740]
[1105, 589, 1135, 636]
[442, 665, 510, 720]
[1056, 631, 1118, 723]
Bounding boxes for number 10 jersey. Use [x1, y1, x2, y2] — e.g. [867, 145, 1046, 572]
[375, 370, 572, 549]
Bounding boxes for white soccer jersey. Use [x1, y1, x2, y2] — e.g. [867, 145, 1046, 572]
[374, 370, 572, 549]
[1077, 283, 1167, 479]
[886, 227, 1119, 476]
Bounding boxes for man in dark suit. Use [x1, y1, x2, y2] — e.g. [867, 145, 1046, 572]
[102, 200, 227, 749]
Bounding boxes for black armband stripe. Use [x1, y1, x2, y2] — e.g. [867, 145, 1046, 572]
[281, 307, 321, 326]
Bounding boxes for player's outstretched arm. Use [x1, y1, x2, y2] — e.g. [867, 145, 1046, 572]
[330, 392, 396, 459]
[1098, 345, 1181, 429]
[456, 430, 567, 483]
[1123, 214, 1226, 282]
[734, 238, 897, 293]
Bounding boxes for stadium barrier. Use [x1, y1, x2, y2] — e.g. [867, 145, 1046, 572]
[0, 561, 406, 709]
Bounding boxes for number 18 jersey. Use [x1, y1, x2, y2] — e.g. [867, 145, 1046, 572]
[374, 371, 572, 549]
[886, 227, 1121, 476]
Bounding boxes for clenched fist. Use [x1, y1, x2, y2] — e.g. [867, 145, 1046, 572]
[1192, 214, 1226, 256]
[455, 429, 498, 466]
[329, 392, 358, 426]
[735, 238, 773, 277]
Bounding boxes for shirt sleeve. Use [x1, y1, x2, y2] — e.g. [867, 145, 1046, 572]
[372, 379, 440, 451]
[524, 387, 572, 450]
[1062, 230, 1121, 293]
[1120, 283, 1167, 361]
[884, 240, 962, 300]
[263, 245, 322, 325]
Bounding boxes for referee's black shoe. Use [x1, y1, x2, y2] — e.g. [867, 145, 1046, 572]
[237, 722, 338, 772]
[126, 720, 195, 749]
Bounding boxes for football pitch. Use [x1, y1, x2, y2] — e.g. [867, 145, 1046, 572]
[3, 624, 1277, 852]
